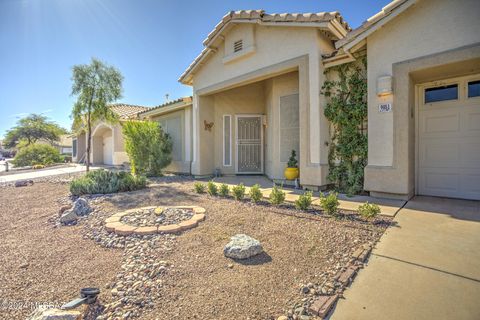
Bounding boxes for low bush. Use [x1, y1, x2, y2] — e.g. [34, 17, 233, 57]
[295, 191, 313, 210]
[319, 192, 340, 216]
[207, 181, 218, 196]
[70, 170, 146, 196]
[249, 184, 263, 203]
[358, 202, 381, 220]
[12, 143, 62, 167]
[232, 183, 246, 201]
[219, 184, 230, 197]
[194, 182, 206, 193]
[269, 186, 285, 205]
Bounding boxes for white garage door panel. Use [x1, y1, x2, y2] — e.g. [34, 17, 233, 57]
[103, 136, 113, 165]
[418, 77, 480, 200]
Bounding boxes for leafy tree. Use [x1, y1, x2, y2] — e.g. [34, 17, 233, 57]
[71, 58, 123, 171]
[3, 114, 67, 148]
[122, 120, 172, 176]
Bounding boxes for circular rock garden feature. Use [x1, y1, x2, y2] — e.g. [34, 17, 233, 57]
[105, 206, 206, 236]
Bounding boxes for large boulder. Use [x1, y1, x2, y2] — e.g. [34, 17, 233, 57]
[224, 234, 263, 260]
[59, 210, 78, 224]
[28, 307, 81, 320]
[72, 198, 91, 216]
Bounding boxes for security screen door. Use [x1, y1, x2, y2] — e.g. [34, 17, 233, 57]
[236, 115, 263, 173]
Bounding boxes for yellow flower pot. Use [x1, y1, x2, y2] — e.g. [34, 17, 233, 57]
[284, 167, 299, 180]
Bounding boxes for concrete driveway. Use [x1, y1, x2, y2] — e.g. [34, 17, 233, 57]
[331, 196, 480, 320]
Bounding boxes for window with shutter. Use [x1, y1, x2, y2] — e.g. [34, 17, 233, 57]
[280, 94, 300, 162]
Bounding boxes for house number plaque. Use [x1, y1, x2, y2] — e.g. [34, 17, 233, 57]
[378, 103, 392, 113]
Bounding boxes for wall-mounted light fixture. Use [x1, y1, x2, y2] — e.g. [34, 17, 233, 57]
[377, 75, 393, 96]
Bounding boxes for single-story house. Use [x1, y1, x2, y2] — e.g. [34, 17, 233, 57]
[177, 0, 479, 200]
[73, 0, 479, 201]
[72, 104, 150, 166]
[53, 135, 73, 155]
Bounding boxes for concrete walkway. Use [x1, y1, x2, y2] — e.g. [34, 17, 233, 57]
[331, 196, 480, 320]
[0, 164, 96, 183]
[211, 176, 405, 216]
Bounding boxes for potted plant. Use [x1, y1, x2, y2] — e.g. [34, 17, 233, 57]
[284, 150, 299, 180]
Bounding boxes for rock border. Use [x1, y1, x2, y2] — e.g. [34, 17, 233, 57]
[105, 206, 206, 236]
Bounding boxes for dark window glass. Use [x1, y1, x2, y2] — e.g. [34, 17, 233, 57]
[468, 80, 480, 98]
[425, 84, 458, 103]
[72, 139, 77, 157]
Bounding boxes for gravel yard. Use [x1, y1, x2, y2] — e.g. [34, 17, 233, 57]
[0, 176, 392, 319]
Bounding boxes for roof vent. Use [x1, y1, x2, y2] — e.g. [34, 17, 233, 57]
[234, 40, 243, 53]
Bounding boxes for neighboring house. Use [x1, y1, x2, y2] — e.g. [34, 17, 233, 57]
[72, 104, 150, 166]
[177, 0, 480, 200]
[53, 135, 73, 155]
[138, 97, 193, 174]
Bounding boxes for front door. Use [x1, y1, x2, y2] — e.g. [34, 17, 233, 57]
[236, 115, 263, 174]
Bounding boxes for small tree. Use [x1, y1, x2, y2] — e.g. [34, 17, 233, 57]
[71, 58, 123, 171]
[287, 150, 298, 168]
[4, 114, 67, 148]
[122, 120, 172, 176]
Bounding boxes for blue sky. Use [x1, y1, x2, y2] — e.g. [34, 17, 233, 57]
[0, 0, 390, 138]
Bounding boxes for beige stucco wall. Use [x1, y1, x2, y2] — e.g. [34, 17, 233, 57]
[211, 81, 265, 175]
[364, 0, 480, 198]
[149, 107, 193, 174]
[89, 122, 128, 166]
[191, 24, 336, 187]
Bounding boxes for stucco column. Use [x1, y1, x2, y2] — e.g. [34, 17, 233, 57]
[308, 52, 321, 164]
[191, 94, 215, 176]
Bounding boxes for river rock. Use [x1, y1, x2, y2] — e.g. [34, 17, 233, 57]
[224, 234, 263, 259]
[73, 198, 91, 216]
[60, 210, 78, 224]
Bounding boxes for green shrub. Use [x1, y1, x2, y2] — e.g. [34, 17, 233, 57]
[12, 143, 62, 167]
[207, 181, 218, 196]
[358, 202, 380, 220]
[269, 186, 285, 205]
[219, 184, 230, 197]
[295, 191, 313, 210]
[122, 120, 172, 176]
[232, 183, 246, 201]
[319, 192, 340, 216]
[70, 170, 146, 196]
[249, 184, 263, 203]
[194, 182, 206, 194]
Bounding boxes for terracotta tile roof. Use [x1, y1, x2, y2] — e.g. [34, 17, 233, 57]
[204, 10, 350, 46]
[138, 96, 193, 116]
[335, 0, 413, 49]
[110, 103, 151, 119]
[179, 10, 351, 85]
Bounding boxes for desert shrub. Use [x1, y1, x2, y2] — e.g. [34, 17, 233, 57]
[249, 184, 263, 203]
[232, 183, 246, 201]
[12, 143, 62, 167]
[122, 120, 172, 176]
[319, 192, 340, 216]
[269, 186, 285, 205]
[194, 182, 206, 194]
[207, 181, 218, 196]
[70, 170, 146, 196]
[358, 202, 380, 220]
[295, 191, 313, 210]
[219, 184, 230, 197]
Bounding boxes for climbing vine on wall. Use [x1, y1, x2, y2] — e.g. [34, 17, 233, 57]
[321, 57, 368, 195]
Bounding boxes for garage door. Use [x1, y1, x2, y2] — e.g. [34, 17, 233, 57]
[418, 75, 480, 200]
[103, 136, 113, 165]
